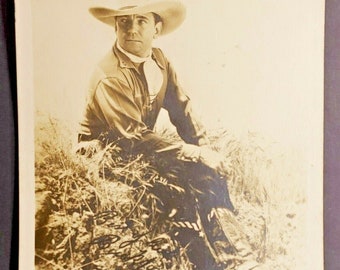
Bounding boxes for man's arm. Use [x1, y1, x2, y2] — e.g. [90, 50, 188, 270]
[163, 61, 210, 146]
[161, 60, 233, 173]
[80, 75, 230, 173]
[90, 77, 175, 154]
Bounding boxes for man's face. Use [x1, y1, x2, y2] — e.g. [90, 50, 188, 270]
[115, 13, 162, 58]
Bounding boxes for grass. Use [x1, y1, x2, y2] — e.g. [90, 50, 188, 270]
[35, 114, 307, 269]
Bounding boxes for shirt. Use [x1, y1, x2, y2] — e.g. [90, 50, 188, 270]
[116, 42, 163, 103]
[79, 43, 209, 153]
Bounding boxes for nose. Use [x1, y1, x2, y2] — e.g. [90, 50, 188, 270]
[127, 19, 139, 34]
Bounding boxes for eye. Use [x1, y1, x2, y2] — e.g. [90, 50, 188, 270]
[118, 17, 128, 24]
[138, 18, 148, 25]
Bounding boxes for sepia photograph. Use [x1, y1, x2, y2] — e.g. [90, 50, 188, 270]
[17, 0, 324, 269]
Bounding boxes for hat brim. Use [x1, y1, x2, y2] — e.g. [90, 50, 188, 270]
[89, 0, 186, 35]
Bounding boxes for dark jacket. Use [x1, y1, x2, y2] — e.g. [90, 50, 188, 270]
[79, 43, 208, 152]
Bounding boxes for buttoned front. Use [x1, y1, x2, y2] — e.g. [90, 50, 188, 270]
[79, 43, 208, 152]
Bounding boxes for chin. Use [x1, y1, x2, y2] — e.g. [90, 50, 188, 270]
[125, 45, 143, 55]
[129, 49, 148, 57]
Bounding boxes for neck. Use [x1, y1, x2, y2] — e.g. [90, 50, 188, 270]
[116, 42, 151, 63]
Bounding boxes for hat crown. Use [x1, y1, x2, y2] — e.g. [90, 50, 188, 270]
[97, 0, 170, 11]
[90, 0, 186, 35]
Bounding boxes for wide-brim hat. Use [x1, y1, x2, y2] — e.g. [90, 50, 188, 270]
[89, 0, 186, 35]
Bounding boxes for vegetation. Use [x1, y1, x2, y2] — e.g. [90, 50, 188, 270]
[35, 115, 307, 269]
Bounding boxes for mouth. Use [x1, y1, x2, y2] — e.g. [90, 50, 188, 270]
[126, 39, 142, 43]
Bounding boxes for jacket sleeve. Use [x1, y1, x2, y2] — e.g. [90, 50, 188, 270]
[163, 62, 210, 146]
[91, 77, 174, 153]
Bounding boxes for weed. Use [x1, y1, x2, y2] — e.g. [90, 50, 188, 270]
[35, 115, 307, 269]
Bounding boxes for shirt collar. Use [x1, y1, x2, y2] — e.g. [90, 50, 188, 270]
[113, 42, 165, 70]
[116, 42, 151, 63]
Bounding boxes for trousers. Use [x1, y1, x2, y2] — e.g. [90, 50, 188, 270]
[142, 147, 236, 270]
[79, 134, 237, 269]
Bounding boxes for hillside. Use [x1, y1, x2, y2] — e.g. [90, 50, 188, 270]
[35, 116, 307, 269]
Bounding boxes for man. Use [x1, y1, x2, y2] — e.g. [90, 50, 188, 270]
[77, 1, 253, 269]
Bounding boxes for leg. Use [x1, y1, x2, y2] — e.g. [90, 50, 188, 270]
[172, 227, 224, 270]
[149, 153, 238, 268]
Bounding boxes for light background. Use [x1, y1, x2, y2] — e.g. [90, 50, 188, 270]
[17, 0, 324, 269]
[32, 0, 323, 153]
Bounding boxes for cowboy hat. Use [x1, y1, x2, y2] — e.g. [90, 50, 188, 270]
[89, 0, 186, 35]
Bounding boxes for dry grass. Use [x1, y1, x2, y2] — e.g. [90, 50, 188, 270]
[210, 129, 307, 269]
[35, 115, 307, 269]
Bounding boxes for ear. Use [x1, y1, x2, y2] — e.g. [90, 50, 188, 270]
[114, 19, 119, 32]
[154, 21, 163, 39]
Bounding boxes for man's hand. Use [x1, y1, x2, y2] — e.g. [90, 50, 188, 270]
[177, 143, 201, 162]
[74, 139, 103, 157]
[177, 144, 232, 174]
[199, 146, 232, 175]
